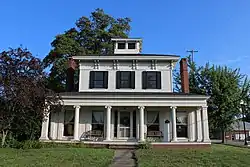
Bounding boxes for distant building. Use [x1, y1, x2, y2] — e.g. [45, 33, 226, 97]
[226, 121, 250, 141]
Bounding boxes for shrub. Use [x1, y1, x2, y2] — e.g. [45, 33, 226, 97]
[6, 139, 23, 149]
[138, 140, 152, 149]
[41, 142, 85, 148]
[22, 140, 43, 149]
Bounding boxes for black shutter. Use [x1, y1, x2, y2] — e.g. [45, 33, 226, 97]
[116, 71, 121, 89]
[130, 71, 135, 89]
[103, 71, 108, 89]
[142, 71, 147, 89]
[156, 71, 161, 89]
[89, 71, 94, 89]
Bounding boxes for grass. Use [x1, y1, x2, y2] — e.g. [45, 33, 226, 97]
[136, 144, 250, 167]
[0, 148, 114, 167]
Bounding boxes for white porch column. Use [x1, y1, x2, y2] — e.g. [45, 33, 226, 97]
[39, 106, 50, 140]
[188, 111, 196, 141]
[73, 105, 80, 141]
[170, 106, 177, 142]
[138, 106, 145, 141]
[105, 105, 112, 141]
[202, 106, 210, 142]
[196, 107, 203, 142]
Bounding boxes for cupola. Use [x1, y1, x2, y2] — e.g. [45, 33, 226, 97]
[111, 38, 142, 54]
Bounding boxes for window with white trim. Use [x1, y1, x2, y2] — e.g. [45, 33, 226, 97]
[117, 42, 126, 49]
[128, 42, 136, 49]
[147, 111, 160, 137]
[176, 112, 188, 138]
[91, 111, 104, 136]
[63, 110, 74, 136]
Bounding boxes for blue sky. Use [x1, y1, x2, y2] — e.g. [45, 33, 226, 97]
[1, 0, 249, 76]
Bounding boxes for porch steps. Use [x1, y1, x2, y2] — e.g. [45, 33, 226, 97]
[84, 143, 138, 149]
[83, 141, 139, 149]
[108, 144, 137, 149]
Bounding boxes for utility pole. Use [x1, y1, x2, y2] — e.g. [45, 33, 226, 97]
[187, 50, 198, 62]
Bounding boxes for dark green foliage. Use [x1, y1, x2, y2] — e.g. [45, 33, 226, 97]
[174, 56, 249, 141]
[2, 137, 85, 149]
[239, 77, 250, 122]
[43, 8, 131, 92]
[137, 141, 152, 149]
[0, 47, 59, 146]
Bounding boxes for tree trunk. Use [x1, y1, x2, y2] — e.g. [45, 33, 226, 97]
[1, 130, 8, 147]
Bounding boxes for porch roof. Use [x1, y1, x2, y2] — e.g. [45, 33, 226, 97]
[59, 91, 208, 98]
[57, 92, 209, 107]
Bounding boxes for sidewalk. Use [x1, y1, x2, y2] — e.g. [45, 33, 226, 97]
[109, 149, 136, 167]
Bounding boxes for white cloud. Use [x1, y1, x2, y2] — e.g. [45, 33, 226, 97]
[212, 55, 249, 66]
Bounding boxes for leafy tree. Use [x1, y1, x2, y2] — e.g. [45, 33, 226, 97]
[174, 56, 244, 142]
[206, 66, 242, 142]
[239, 77, 250, 122]
[0, 47, 59, 146]
[43, 8, 131, 92]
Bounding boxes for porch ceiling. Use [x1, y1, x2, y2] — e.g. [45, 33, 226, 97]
[57, 92, 209, 107]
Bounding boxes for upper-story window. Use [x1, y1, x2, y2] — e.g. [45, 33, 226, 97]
[128, 42, 136, 49]
[89, 71, 108, 89]
[116, 71, 135, 89]
[117, 42, 126, 49]
[142, 71, 161, 89]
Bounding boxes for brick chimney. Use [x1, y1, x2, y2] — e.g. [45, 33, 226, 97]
[66, 58, 77, 92]
[180, 58, 189, 93]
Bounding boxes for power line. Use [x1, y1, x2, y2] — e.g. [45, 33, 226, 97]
[187, 50, 198, 62]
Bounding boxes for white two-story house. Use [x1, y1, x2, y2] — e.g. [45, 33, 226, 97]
[40, 38, 210, 147]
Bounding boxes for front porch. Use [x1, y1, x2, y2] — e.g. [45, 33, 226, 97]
[40, 92, 211, 146]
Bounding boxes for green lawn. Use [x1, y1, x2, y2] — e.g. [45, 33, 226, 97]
[136, 144, 250, 167]
[0, 148, 114, 167]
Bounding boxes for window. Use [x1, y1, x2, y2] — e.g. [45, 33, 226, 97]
[117, 42, 126, 49]
[116, 71, 135, 89]
[63, 110, 74, 136]
[92, 111, 104, 136]
[128, 42, 136, 49]
[142, 71, 161, 89]
[89, 71, 108, 89]
[176, 112, 188, 138]
[147, 111, 160, 137]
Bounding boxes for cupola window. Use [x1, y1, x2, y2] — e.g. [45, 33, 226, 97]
[128, 42, 136, 49]
[117, 42, 126, 49]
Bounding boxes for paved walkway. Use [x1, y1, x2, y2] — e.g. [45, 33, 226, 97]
[109, 149, 136, 167]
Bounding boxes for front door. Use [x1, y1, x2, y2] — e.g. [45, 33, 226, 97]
[118, 111, 132, 139]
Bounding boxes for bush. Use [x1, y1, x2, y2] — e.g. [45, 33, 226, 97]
[2, 137, 85, 149]
[22, 140, 43, 149]
[138, 140, 152, 149]
[6, 139, 23, 149]
[5, 140, 42, 149]
[41, 142, 85, 148]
